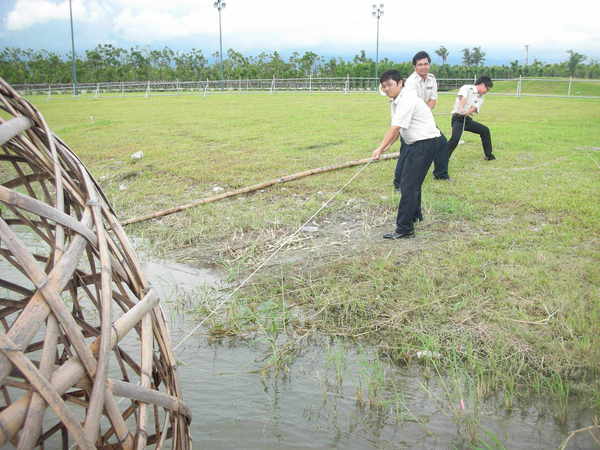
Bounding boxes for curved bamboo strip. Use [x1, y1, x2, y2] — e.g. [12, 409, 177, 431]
[0, 77, 191, 449]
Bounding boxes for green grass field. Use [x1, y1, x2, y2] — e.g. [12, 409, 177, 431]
[490, 78, 600, 97]
[27, 92, 600, 412]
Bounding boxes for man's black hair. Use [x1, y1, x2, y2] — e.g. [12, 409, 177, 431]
[379, 70, 403, 85]
[412, 51, 431, 66]
[476, 76, 493, 89]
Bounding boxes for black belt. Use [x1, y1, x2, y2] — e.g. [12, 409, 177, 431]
[452, 113, 469, 120]
[410, 135, 442, 145]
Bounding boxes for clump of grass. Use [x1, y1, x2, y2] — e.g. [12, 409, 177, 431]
[325, 341, 347, 388]
[356, 354, 386, 408]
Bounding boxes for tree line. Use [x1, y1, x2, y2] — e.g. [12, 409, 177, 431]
[1, 44, 598, 85]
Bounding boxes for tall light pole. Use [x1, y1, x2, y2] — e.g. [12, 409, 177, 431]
[524, 44, 529, 66]
[372, 4, 384, 82]
[213, 0, 226, 80]
[69, 0, 78, 95]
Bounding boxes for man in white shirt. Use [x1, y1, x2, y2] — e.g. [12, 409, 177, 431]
[394, 51, 450, 186]
[372, 70, 447, 239]
[404, 52, 438, 109]
[447, 76, 495, 160]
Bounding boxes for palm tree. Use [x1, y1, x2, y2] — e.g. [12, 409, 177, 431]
[462, 48, 472, 66]
[566, 50, 586, 77]
[435, 46, 449, 65]
[471, 47, 486, 66]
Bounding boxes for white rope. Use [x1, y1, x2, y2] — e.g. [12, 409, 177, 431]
[173, 158, 375, 351]
[458, 115, 467, 145]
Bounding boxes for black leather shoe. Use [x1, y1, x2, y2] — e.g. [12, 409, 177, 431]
[434, 175, 451, 180]
[485, 154, 496, 160]
[383, 231, 415, 240]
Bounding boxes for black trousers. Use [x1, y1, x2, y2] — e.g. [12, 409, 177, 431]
[394, 133, 449, 188]
[447, 114, 493, 158]
[395, 135, 447, 234]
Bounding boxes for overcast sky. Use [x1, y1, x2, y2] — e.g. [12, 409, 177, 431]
[1, 0, 599, 64]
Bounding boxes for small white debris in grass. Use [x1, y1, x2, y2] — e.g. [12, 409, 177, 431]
[119, 184, 127, 191]
[212, 186, 225, 193]
[301, 226, 319, 233]
[416, 350, 441, 359]
[130, 151, 144, 161]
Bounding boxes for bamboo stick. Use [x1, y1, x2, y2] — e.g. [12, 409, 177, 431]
[82, 170, 112, 443]
[108, 380, 191, 420]
[3, 172, 50, 189]
[0, 334, 95, 450]
[17, 316, 59, 449]
[0, 185, 97, 243]
[135, 313, 153, 450]
[122, 152, 400, 226]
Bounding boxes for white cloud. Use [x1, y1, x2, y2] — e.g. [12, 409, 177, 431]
[6, 0, 110, 31]
[3, 0, 600, 57]
[6, 0, 68, 30]
[112, 6, 211, 41]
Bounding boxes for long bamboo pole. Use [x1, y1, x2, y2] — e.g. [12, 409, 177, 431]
[122, 152, 399, 226]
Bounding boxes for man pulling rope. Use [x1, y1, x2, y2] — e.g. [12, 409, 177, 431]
[372, 70, 448, 240]
[447, 76, 496, 160]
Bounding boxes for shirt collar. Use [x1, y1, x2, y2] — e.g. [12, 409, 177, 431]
[392, 88, 407, 104]
[412, 71, 428, 82]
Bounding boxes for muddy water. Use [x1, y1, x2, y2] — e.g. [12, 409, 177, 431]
[144, 259, 597, 450]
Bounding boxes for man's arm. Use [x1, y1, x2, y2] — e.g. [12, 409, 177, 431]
[456, 95, 468, 114]
[372, 126, 401, 160]
[428, 78, 438, 109]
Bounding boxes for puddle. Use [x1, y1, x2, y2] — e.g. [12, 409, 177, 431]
[142, 258, 597, 450]
[169, 329, 595, 449]
[142, 259, 223, 300]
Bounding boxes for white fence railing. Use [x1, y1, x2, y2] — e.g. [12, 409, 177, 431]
[13, 76, 600, 99]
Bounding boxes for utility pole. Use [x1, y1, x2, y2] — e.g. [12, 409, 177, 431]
[213, 0, 226, 80]
[69, 0, 78, 95]
[372, 4, 384, 81]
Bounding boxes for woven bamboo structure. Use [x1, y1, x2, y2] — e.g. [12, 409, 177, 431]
[0, 78, 191, 449]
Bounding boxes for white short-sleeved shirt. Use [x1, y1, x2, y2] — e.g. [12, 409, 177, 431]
[451, 84, 484, 114]
[390, 89, 441, 145]
[404, 71, 438, 103]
